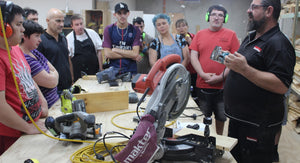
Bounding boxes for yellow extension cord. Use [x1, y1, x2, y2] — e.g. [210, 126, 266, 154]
[111, 110, 176, 130]
[70, 142, 124, 163]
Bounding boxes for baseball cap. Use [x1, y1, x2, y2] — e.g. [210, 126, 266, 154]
[115, 2, 129, 13]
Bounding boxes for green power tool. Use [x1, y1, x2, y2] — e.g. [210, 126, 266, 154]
[60, 89, 76, 113]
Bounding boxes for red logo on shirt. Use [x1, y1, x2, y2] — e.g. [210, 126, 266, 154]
[253, 46, 261, 52]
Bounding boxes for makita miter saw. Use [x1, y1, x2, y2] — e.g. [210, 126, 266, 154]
[114, 54, 196, 162]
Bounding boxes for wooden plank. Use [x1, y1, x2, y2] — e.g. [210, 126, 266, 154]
[294, 63, 300, 71]
[81, 75, 97, 80]
[292, 84, 300, 98]
[74, 91, 129, 113]
[174, 128, 238, 151]
[294, 71, 300, 79]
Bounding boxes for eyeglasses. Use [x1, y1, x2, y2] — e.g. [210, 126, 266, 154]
[210, 13, 224, 18]
[249, 4, 266, 11]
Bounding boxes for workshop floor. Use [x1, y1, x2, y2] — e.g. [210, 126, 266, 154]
[218, 110, 300, 163]
[276, 110, 300, 163]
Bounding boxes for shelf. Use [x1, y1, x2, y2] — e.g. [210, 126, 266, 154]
[291, 84, 300, 99]
[281, 12, 300, 19]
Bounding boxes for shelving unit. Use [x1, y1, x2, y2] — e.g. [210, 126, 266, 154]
[62, 10, 73, 36]
[279, 1, 300, 46]
[283, 1, 300, 111]
[84, 10, 104, 37]
[280, 1, 300, 57]
[280, 12, 300, 18]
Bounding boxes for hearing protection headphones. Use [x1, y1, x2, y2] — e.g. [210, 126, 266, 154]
[0, 1, 13, 38]
[205, 5, 228, 23]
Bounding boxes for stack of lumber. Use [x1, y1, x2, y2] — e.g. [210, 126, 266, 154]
[296, 45, 300, 51]
[282, 0, 300, 14]
[292, 62, 300, 92]
[289, 62, 300, 133]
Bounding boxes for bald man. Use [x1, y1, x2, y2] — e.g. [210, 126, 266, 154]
[37, 8, 72, 94]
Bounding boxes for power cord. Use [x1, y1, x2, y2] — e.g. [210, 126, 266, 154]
[70, 140, 122, 163]
[181, 113, 204, 120]
[102, 131, 130, 162]
[136, 87, 150, 120]
[92, 136, 125, 161]
[179, 107, 204, 120]
[111, 110, 176, 130]
[70, 132, 130, 163]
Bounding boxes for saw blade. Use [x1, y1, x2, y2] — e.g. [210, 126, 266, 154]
[144, 63, 190, 142]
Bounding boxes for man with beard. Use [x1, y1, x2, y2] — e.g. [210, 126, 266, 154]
[224, 0, 295, 162]
[190, 5, 239, 136]
[102, 2, 141, 75]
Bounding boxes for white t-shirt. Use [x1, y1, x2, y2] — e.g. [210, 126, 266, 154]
[66, 28, 103, 57]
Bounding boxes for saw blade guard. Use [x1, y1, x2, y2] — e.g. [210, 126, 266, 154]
[145, 62, 191, 121]
[144, 59, 191, 148]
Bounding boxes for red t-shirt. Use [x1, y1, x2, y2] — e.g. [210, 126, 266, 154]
[0, 46, 41, 137]
[190, 28, 240, 89]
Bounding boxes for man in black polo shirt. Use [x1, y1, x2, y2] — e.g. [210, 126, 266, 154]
[37, 8, 72, 94]
[223, 0, 295, 162]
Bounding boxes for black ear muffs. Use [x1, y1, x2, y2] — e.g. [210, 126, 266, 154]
[0, 1, 13, 38]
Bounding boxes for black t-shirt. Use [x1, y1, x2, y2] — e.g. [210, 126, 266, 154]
[224, 25, 295, 127]
[37, 32, 72, 92]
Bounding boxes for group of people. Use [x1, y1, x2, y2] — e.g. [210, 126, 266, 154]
[0, 0, 296, 163]
[0, 2, 104, 155]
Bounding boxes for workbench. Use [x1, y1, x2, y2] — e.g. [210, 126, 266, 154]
[0, 78, 237, 163]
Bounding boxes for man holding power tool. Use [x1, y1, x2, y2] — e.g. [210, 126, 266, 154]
[190, 4, 239, 136]
[224, 0, 295, 162]
[0, 1, 47, 155]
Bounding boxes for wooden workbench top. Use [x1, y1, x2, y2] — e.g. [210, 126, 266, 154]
[0, 78, 236, 163]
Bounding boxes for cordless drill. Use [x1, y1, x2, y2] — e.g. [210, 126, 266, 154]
[60, 89, 76, 113]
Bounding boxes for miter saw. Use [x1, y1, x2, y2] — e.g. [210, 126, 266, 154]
[115, 54, 193, 162]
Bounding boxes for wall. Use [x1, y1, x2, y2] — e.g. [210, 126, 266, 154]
[10, 0, 93, 28]
[10, 0, 250, 40]
[136, 0, 251, 40]
[106, 0, 136, 11]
